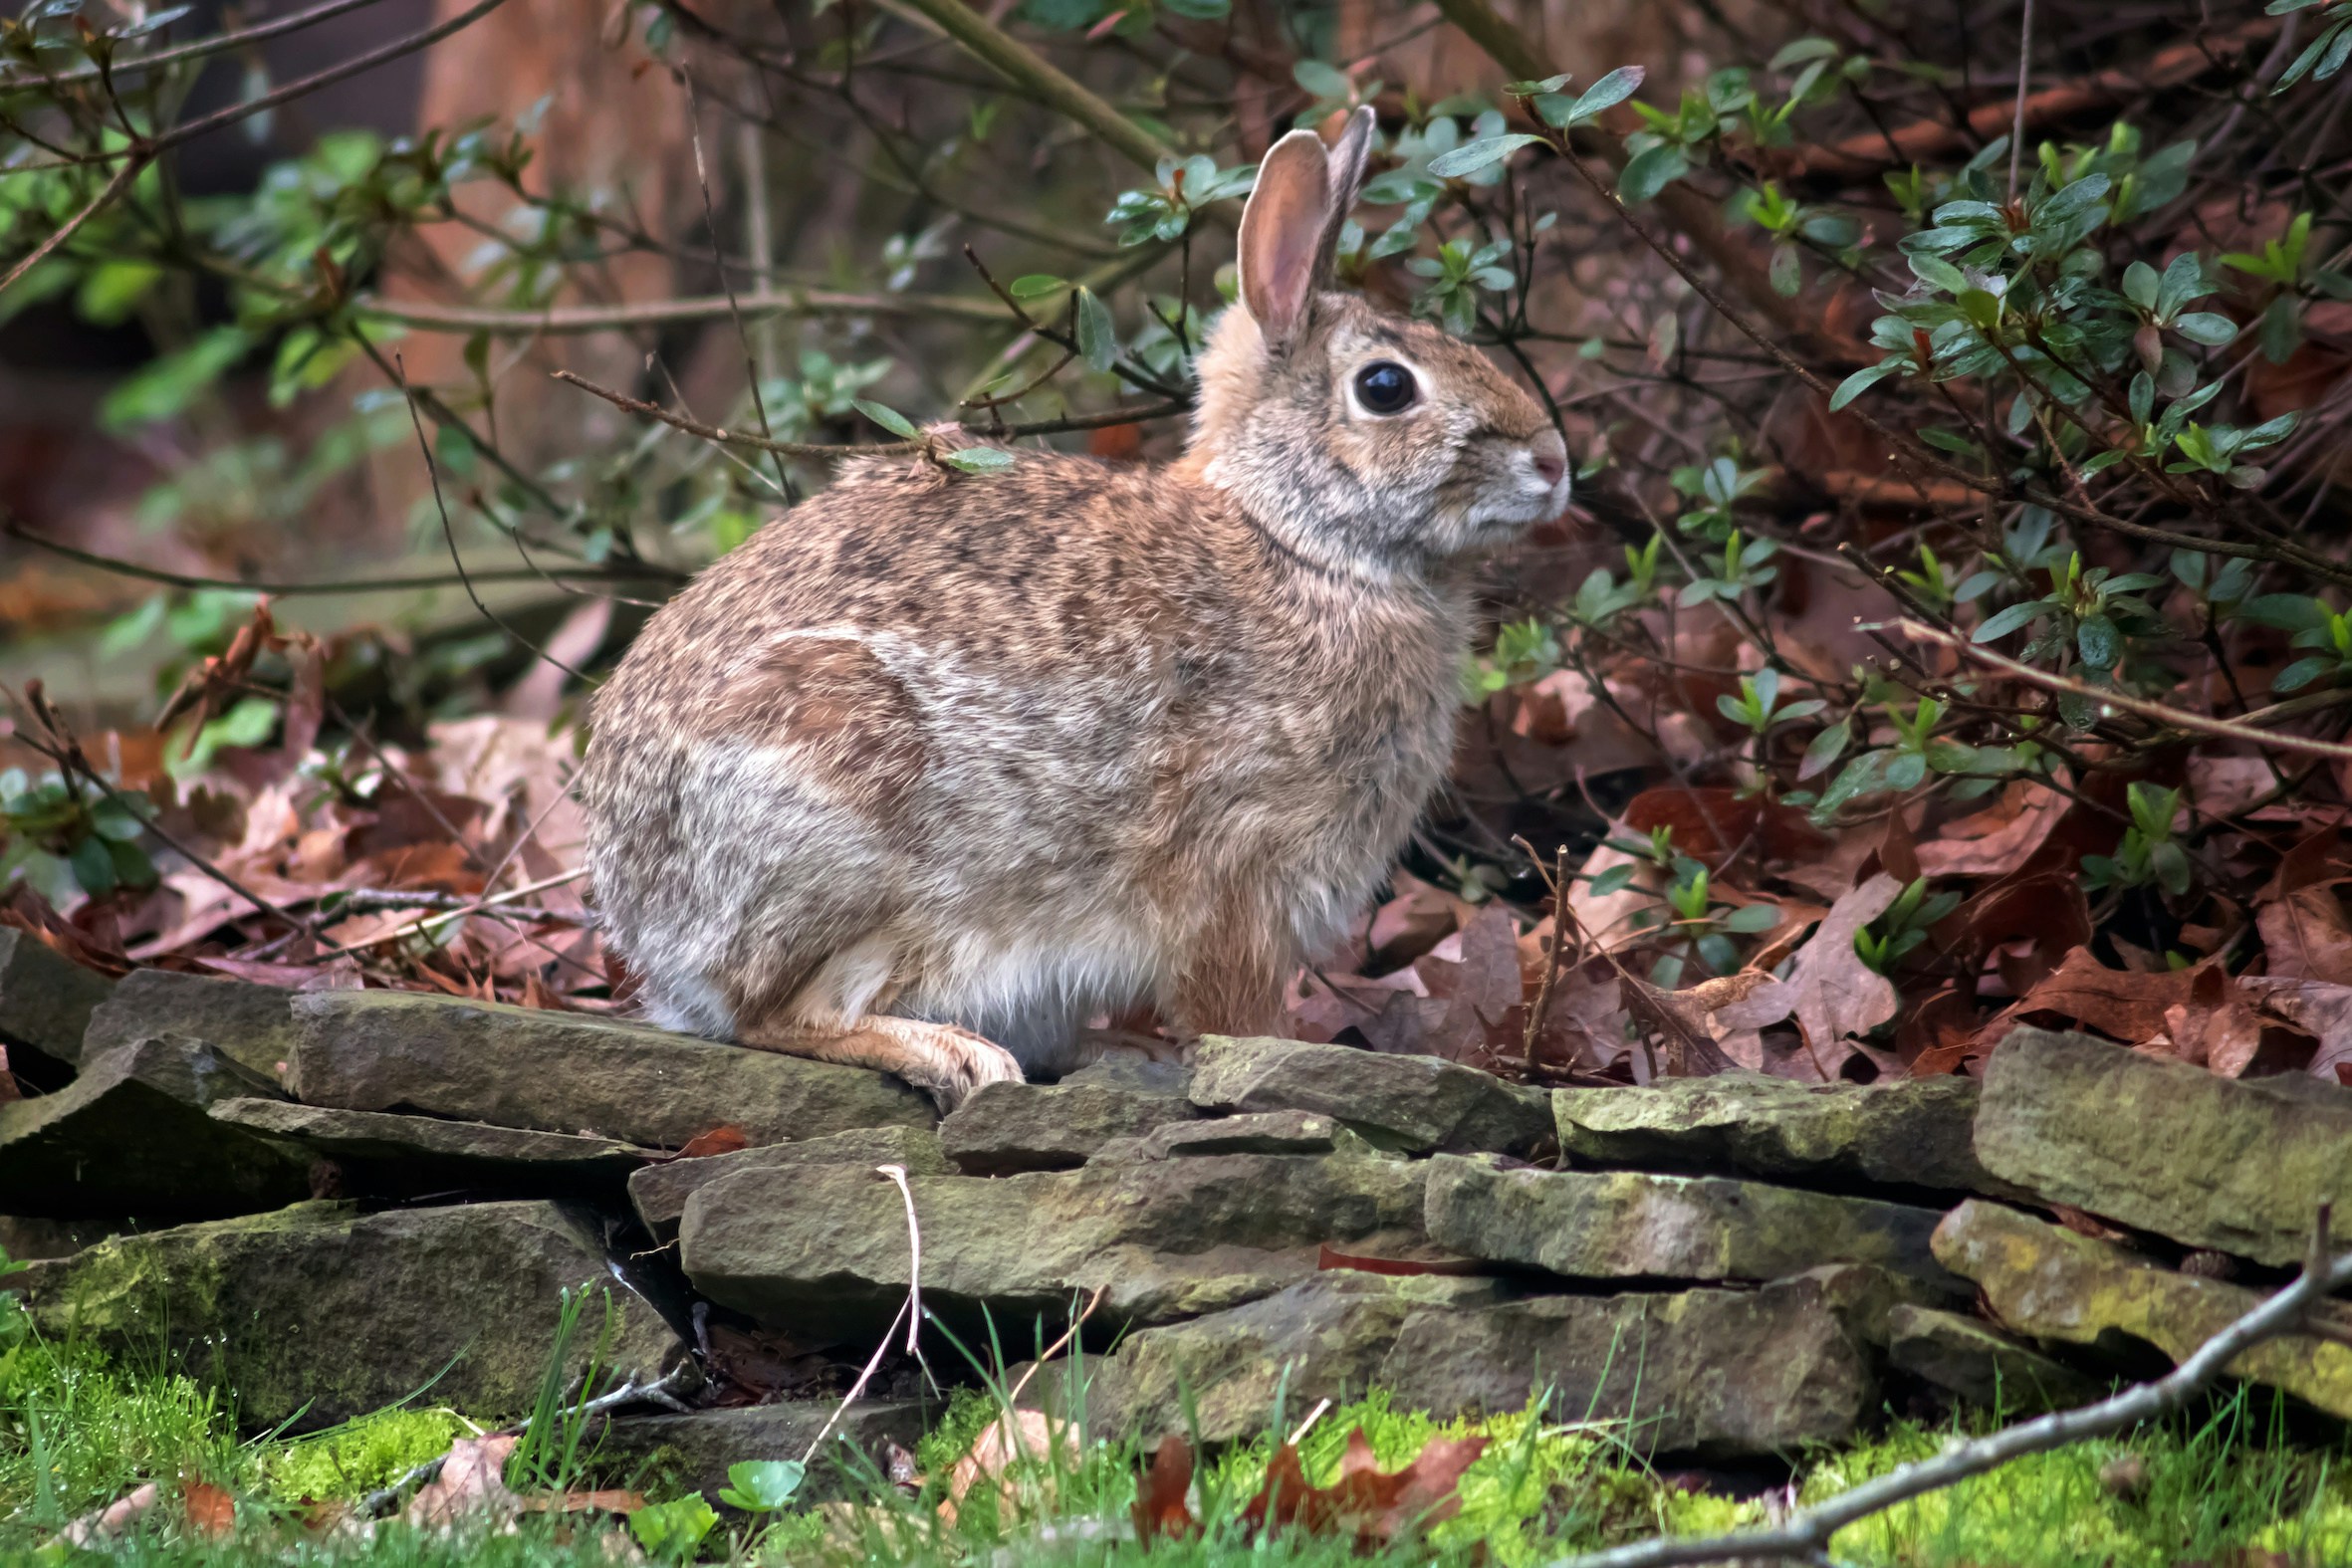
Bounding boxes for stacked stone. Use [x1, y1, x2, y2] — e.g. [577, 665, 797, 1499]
[8, 920, 2352, 1504]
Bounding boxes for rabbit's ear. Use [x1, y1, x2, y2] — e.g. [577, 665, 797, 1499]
[1313, 107, 1376, 279]
[1240, 126, 1332, 351]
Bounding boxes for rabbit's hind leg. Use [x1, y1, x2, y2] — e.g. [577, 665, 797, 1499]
[737, 1013, 1022, 1113]
[733, 936, 1022, 1111]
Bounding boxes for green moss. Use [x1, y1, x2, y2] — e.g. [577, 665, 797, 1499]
[257, 1409, 473, 1501]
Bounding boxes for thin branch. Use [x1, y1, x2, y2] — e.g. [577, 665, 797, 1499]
[1905, 619, 2352, 763]
[553, 367, 1184, 455]
[890, 0, 1174, 173]
[49, 0, 515, 165]
[1540, 1206, 2352, 1568]
[2008, 0, 2037, 198]
[0, 0, 392, 90]
[0, 517, 682, 593]
[0, 154, 145, 298]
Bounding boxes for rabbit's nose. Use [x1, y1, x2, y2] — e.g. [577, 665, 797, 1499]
[1530, 430, 1568, 488]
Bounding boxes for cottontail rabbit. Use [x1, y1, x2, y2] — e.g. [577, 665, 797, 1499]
[580, 109, 1569, 1110]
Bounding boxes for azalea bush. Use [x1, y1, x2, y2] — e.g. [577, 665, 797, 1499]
[0, 0, 2348, 1087]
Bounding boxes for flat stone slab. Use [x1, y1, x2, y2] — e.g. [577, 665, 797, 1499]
[1553, 1071, 1997, 1194]
[16, 1199, 682, 1430]
[1885, 1303, 2102, 1413]
[0, 1036, 309, 1220]
[1079, 1271, 1504, 1443]
[210, 1099, 655, 1197]
[84, 968, 296, 1081]
[1188, 1036, 1552, 1157]
[1976, 1026, 2352, 1266]
[1425, 1155, 1956, 1287]
[287, 991, 932, 1150]
[0, 928, 115, 1088]
[629, 1126, 951, 1239]
[1092, 1110, 1345, 1165]
[1378, 1269, 1881, 1458]
[679, 1151, 1428, 1338]
[1933, 1199, 2352, 1418]
[589, 1400, 929, 1506]
[939, 1079, 1198, 1176]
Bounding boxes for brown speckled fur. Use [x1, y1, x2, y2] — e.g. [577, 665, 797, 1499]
[578, 111, 1570, 1107]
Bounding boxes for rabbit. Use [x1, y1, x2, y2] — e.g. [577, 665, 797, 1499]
[578, 107, 1570, 1111]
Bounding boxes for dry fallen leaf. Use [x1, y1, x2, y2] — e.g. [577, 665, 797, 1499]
[181, 1478, 236, 1540]
[59, 1482, 159, 1547]
[1916, 781, 2069, 878]
[403, 1434, 521, 1528]
[2156, 964, 2264, 1077]
[1722, 874, 1902, 1078]
[1242, 1429, 1489, 1552]
[937, 1410, 1078, 1526]
[1132, 1435, 1197, 1544]
[2257, 885, 2352, 986]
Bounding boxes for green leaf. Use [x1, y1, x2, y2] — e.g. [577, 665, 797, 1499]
[2075, 613, 2121, 669]
[1618, 144, 1689, 204]
[717, 1459, 805, 1512]
[1813, 749, 1892, 816]
[853, 399, 922, 440]
[1768, 37, 1840, 69]
[1427, 133, 1545, 178]
[942, 446, 1014, 473]
[1973, 598, 2046, 642]
[1720, 901, 1782, 933]
[630, 1495, 718, 1563]
[1561, 65, 1644, 124]
[101, 327, 251, 432]
[68, 835, 117, 897]
[2239, 593, 2332, 630]
[2121, 260, 2160, 312]
[75, 259, 162, 328]
[1074, 286, 1117, 372]
[2271, 654, 2337, 693]
[1009, 274, 1066, 299]
[2171, 312, 2239, 346]
[1828, 360, 1900, 411]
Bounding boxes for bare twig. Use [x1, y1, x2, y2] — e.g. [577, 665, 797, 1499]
[554, 366, 1185, 455]
[891, 0, 1173, 172]
[1905, 620, 2352, 764]
[0, 155, 145, 298]
[0, 516, 679, 593]
[1005, 1285, 1109, 1405]
[0, 0, 392, 90]
[799, 1162, 927, 1461]
[1539, 1206, 2352, 1568]
[2008, 0, 2037, 198]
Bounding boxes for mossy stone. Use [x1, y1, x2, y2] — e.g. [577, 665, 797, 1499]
[15, 1199, 683, 1431]
[939, 1080, 1199, 1175]
[1933, 1198, 2352, 1418]
[0, 929, 115, 1088]
[288, 990, 931, 1150]
[83, 969, 297, 1081]
[0, 1036, 308, 1220]
[679, 1150, 1429, 1340]
[1976, 1026, 2352, 1266]
[1552, 1070, 1997, 1194]
[1188, 1036, 1552, 1157]
[1424, 1153, 1959, 1289]
[628, 1125, 951, 1239]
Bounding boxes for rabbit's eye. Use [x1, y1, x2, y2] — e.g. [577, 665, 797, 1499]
[1353, 360, 1417, 415]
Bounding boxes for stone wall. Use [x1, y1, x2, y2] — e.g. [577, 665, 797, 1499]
[7, 926, 2350, 1503]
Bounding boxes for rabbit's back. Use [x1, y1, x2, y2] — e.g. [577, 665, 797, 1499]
[582, 451, 1470, 1057]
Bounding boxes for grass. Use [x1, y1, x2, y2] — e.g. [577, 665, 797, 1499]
[7, 1268, 2352, 1567]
